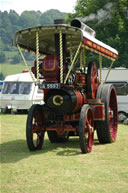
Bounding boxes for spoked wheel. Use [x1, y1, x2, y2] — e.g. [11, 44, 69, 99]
[26, 104, 45, 151]
[79, 104, 94, 154]
[47, 131, 69, 143]
[87, 61, 99, 99]
[96, 84, 118, 143]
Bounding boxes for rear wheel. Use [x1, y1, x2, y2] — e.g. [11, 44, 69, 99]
[26, 104, 45, 151]
[79, 104, 94, 153]
[96, 84, 118, 143]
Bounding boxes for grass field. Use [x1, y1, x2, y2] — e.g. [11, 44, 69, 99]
[0, 114, 128, 193]
[0, 63, 26, 78]
[0, 51, 35, 78]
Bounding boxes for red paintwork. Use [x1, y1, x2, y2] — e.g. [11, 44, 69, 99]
[90, 103, 105, 121]
[47, 125, 76, 135]
[108, 87, 118, 141]
[83, 37, 118, 60]
[41, 56, 60, 82]
[90, 63, 99, 99]
[85, 107, 94, 152]
[75, 73, 86, 86]
[73, 90, 85, 112]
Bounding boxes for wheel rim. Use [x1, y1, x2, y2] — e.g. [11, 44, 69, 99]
[87, 62, 99, 99]
[118, 112, 127, 122]
[85, 108, 94, 152]
[32, 107, 44, 149]
[108, 88, 118, 141]
[91, 64, 99, 98]
[79, 105, 94, 153]
[96, 84, 118, 144]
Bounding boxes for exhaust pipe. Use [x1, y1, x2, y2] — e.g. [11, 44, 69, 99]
[71, 19, 96, 37]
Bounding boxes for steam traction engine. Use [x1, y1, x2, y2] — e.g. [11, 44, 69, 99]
[13, 19, 118, 153]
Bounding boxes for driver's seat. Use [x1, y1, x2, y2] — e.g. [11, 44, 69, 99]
[41, 56, 60, 82]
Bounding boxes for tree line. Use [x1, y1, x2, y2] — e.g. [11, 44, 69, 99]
[0, 9, 66, 64]
[0, 0, 128, 68]
[0, 9, 66, 46]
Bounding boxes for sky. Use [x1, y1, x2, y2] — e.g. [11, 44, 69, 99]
[0, 0, 77, 14]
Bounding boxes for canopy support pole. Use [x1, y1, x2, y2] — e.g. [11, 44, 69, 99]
[17, 44, 36, 84]
[64, 42, 82, 84]
[36, 31, 40, 85]
[103, 60, 115, 84]
[80, 48, 83, 69]
[70, 41, 73, 64]
[99, 54, 102, 83]
[59, 31, 63, 84]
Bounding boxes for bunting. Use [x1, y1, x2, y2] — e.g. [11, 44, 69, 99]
[83, 37, 118, 60]
[84, 45, 116, 61]
[21, 48, 44, 57]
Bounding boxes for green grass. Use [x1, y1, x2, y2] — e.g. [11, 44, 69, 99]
[0, 63, 28, 77]
[0, 114, 128, 193]
[0, 50, 35, 78]
[0, 63, 25, 77]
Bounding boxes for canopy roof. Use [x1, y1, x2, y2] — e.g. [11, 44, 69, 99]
[13, 24, 118, 60]
[13, 25, 82, 55]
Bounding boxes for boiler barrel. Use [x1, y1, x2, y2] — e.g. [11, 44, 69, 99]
[45, 89, 85, 113]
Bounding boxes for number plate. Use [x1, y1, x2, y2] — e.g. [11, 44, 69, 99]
[39, 83, 60, 89]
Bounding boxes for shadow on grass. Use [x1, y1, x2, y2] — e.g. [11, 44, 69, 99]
[0, 138, 100, 163]
[0, 139, 30, 163]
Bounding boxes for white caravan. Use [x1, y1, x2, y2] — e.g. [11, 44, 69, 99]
[101, 68, 128, 122]
[0, 72, 44, 113]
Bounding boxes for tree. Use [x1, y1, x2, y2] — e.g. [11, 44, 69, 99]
[67, 0, 128, 68]
[0, 52, 6, 63]
[11, 55, 20, 64]
[19, 11, 41, 28]
[0, 9, 66, 54]
[9, 10, 19, 25]
[0, 11, 13, 44]
[0, 73, 5, 80]
[40, 9, 66, 25]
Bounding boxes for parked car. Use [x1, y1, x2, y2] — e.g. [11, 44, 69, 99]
[101, 68, 128, 122]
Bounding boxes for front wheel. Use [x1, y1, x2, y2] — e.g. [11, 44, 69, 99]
[79, 104, 94, 153]
[26, 104, 45, 151]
